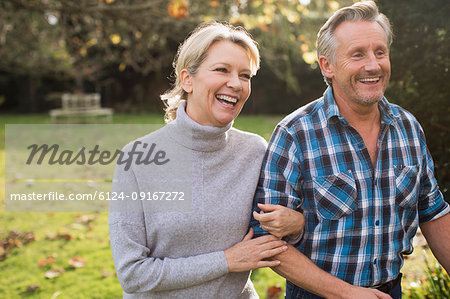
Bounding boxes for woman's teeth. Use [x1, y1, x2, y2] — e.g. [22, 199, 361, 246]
[216, 95, 237, 106]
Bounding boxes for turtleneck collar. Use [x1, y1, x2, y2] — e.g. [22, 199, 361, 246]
[166, 101, 233, 152]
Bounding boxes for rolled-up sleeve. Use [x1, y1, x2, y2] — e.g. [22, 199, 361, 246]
[417, 129, 449, 223]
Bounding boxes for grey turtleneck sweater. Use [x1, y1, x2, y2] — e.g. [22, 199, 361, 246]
[109, 102, 267, 298]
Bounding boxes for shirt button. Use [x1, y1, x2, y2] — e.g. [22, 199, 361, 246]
[375, 220, 380, 226]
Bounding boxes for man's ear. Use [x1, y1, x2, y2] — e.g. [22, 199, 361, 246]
[180, 69, 193, 94]
[318, 55, 334, 82]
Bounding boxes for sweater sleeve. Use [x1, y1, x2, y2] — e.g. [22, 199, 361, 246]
[108, 158, 229, 294]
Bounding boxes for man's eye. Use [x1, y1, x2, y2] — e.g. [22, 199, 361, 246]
[241, 74, 251, 79]
[215, 68, 227, 72]
[353, 53, 363, 58]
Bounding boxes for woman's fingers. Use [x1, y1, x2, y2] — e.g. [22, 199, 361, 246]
[259, 244, 288, 259]
[253, 210, 276, 223]
[243, 228, 254, 241]
[256, 259, 281, 268]
[225, 234, 289, 272]
[257, 203, 280, 212]
[255, 205, 305, 238]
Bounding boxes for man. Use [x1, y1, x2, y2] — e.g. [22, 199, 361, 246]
[251, 1, 450, 298]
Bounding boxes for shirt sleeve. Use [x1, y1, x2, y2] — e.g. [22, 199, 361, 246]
[108, 160, 228, 294]
[417, 128, 449, 223]
[250, 124, 304, 238]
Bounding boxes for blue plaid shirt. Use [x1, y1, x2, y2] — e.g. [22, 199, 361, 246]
[250, 87, 449, 287]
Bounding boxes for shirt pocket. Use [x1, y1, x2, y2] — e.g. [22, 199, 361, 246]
[394, 164, 420, 208]
[312, 170, 358, 220]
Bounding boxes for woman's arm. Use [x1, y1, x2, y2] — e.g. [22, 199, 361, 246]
[109, 218, 230, 293]
[109, 157, 234, 293]
[109, 160, 288, 293]
[109, 219, 288, 293]
[253, 203, 305, 239]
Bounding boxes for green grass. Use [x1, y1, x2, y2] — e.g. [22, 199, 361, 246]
[0, 113, 446, 298]
[0, 113, 284, 298]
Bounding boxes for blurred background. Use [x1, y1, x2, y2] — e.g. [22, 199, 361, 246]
[0, 1, 449, 298]
[0, 0, 448, 197]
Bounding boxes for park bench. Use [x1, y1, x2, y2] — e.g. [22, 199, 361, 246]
[50, 93, 113, 123]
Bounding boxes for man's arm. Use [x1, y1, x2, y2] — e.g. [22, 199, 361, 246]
[270, 245, 392, 299]
[419, 213, 450, 272]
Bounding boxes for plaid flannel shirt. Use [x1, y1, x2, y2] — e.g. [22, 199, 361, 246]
[250, 87, 449, 287]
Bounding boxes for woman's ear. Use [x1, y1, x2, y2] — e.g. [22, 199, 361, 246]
[180, 69, 193, 94]
[318, 55, 334, 82]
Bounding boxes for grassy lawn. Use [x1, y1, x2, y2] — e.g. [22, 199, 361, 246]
[0, 113, 446, 298]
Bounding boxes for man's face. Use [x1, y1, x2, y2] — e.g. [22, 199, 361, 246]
[329, 21, 391, 106]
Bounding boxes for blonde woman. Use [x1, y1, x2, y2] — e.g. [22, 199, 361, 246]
[109, 22, 304, 298]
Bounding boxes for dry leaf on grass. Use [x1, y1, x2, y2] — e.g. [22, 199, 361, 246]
[26, 284, 40, 292]
[101, 269, 113, 277]
[75, 214, 96, 224]
[38, 257, 55, 267]
[266, 285, 283, 299]
[0, 231, 35, 260]
[45, 268, 65, 279]
[69, 256, 86, 268]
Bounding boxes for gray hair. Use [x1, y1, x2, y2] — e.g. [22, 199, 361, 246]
[160, 22, 260, 123]
[317, 0, 392, 85]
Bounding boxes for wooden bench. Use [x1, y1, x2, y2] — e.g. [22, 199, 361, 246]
[50, 93, 113, 123]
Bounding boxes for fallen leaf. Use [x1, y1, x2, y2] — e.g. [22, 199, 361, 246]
[45, 268, 65, 279]
[46, 233, 57, 240]
[57, 233, 73, 241]
[101, 269, 112, 277]
[266, 285, 283, 299]
[0, 231, 35, 260]
[76, 214, 96, 224]
[38, 257, 55, 267]
[70, 223, 86, 231]
[69, 256, 86, 268]
[26, 284, 39, 292]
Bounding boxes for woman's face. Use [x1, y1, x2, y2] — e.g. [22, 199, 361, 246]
[182, 40, 252, 127]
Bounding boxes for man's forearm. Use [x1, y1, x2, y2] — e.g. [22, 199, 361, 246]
[420, 213, 450, 273]
[271, 245, 355, 298]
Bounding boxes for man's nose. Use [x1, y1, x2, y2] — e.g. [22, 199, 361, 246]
[365, 52, 382, 72]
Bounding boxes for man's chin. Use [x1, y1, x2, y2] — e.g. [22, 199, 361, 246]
[356, 92, 384, 106]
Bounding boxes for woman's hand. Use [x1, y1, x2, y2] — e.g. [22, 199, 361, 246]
[224, 228, 288, 272]
[253, 203, 304, 239]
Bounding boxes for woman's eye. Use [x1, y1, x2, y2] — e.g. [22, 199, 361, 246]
[240, 74, 251, 79]
[352, 53, 363, 58]
[215, 68, 227, 72]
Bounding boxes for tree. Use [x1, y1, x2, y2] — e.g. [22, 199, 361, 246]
[0, 0, 352, 112]
[378, 0, 450, 199]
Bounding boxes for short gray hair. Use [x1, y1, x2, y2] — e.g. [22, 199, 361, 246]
[317, 0, 392, 85]
[161, 22, 260, 123]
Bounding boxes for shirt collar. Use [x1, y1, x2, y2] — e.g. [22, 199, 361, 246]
[323, 86, 397, 126]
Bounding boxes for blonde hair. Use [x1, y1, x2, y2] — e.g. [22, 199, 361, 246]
[160, 22, 260, 122]
[317, 0, 392, 85]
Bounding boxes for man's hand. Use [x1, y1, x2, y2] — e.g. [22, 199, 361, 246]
[345, 286, 392, 299]
[253, 203, 304, 238]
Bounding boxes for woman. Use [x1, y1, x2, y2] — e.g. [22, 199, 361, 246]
[109, 22, 304, 298]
